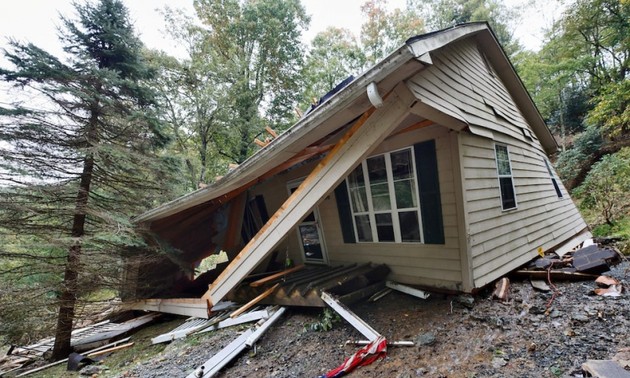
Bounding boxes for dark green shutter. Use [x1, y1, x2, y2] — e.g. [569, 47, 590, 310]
[414, 140, 445, 244]
[334, 180, 356, 243]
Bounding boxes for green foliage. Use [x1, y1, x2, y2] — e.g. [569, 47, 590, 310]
[193, 0, 310, 163]
[0, 0, 179, 353]
[574, 147, 630, 226]
[304, 308, 341, 332]
[360, 0, 425, 66]
[300, 27, 365, 109]
[588, 79, 630, 138]
[555, 127, 603, 182]
[417, 0, 521, 57]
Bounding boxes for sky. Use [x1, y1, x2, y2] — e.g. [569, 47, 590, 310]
[0, 0, 567, 62]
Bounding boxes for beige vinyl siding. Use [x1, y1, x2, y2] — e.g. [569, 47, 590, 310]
[407, 39, 541, 149]
[325, 126, 464, 290]
[252, 126, 465, 291]
[461, 133, 587, 287]
[406, 35, 586, 289]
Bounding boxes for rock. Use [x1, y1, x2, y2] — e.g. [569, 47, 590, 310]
[492, 357, 508, 368]
[571, 313, 589, 322]
[80, 365, 101, 376]
[416, 332, 436, 346]
[454, 294, 475, 308]
[529, 305, 545, 315]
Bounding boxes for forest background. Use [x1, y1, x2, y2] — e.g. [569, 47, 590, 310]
[0, 0, 628, 361]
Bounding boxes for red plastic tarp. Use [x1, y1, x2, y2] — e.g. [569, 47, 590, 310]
[320, 336, 387, 378]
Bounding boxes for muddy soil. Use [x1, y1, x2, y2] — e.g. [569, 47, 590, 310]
[116, 262, 629, 378]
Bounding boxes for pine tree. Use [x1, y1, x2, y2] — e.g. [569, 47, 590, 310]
[0, 0, 176, 359]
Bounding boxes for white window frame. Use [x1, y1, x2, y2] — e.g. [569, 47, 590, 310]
[346, 147, 424, 243]
[543, 157, 563, 198]
[494, 144, 517, 211]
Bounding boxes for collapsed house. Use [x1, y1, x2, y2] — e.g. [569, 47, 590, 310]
[126, 22, 591, 317]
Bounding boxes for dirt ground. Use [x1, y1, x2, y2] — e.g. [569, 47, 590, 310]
[102, 261, 630, 378]
[15, 261, 629, 378]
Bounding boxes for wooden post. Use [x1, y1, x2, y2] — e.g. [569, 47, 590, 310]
[202, 84, 413, 306]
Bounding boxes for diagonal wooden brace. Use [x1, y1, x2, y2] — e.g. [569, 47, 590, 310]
[202, 83, 414, 306]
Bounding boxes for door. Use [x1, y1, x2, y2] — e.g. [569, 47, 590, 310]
[288, 180, 328, 265]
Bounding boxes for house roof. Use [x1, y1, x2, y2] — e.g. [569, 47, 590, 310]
[136, 22, 556, 223]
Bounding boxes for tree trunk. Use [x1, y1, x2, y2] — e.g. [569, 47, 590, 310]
[51, 136, 96, 360]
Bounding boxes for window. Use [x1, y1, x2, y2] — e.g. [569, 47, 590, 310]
[543, 158, 563, 198]
[494, 144, 517, 210]
[346, 147, 423, 243]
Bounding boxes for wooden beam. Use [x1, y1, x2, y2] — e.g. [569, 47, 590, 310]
[230, 283, 279, 318]
[321, 292, 381, 342]
[249, 265, 305, 287]
[389, 119, 434, 138]
[87, 342, 134, 357]
[222, 192, 248, 257]
[203, 84, 412, 306]
[16, 338, 132, 377]
[265, 126, 278, 138]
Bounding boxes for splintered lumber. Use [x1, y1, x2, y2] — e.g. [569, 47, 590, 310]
[249, 265, 305, 287]
[386, 281, 430, 300]
[321, 292, 380, 342]
[151, 316, 226, 345]
[492, 277, 510, 301]
[87, 342, 134, 357]
[16, 338, 131, 377]
[196, 309, 269, 334]
[203, 83, 412, 307]
[186, 307, 286, 378]
[230, 283, 279, 318]
[582, 360, 630, 378]
[265, 126, 278, 138]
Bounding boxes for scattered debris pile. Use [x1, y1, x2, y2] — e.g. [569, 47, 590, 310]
[515, 243, 622, 281]
[0, 312, 159, 376]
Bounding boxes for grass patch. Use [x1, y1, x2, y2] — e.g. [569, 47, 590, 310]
[28, 316, 183, 378]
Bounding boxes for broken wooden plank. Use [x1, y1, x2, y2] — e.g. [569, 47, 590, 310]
[16, 337, 131, 377]
[321, 291, 380, 342]
[73, 313, 160, 351]
[152, 316, 225, 345]
[492, 277, 510, 301]
[386, 281, 430, 299]
[230, 283, 279, 318]
[196, 309, 270, 334]
[249, 265, 305, 287]
[87, 342, 134, 357]
[203, 84, 412, 307]
[582, 359, 630, 378]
